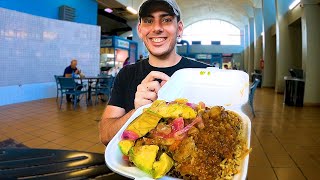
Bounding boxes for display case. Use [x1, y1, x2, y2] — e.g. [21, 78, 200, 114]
[100, 36, 138, 76]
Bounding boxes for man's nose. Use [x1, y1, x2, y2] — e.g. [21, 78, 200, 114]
[152, 20, 163, 34]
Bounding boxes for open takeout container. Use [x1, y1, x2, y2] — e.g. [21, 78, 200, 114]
[105, 68, 251, 180]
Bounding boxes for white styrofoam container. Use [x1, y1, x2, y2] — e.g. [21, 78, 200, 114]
[105, 68, 251, 180]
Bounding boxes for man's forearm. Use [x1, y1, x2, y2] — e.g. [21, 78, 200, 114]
[99, 110, 135, 145]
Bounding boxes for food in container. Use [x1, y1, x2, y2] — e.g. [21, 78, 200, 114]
[117, 99, 250, 179]
[105, 68, 251, 180]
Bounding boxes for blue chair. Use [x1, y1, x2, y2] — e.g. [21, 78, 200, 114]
[94, 76, 114, 105]
[57, 77, 88, 110]
[54, 75, 63, 102]
[249, 78, 260, 117]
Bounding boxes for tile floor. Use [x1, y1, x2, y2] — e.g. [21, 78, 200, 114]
[0, 88, 319, 180]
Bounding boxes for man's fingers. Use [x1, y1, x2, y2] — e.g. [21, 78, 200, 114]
[160, 80, 167, 87]
[145, 81, 161, 93]
[141, 71, 170, 84]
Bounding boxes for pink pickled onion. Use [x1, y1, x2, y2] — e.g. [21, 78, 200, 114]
[174, 116, 202, 137]
[122, 130, 139, 140]
[122, 155, 129, 161]
[186, 102, 197, 109]
[172, 117, 184, 131]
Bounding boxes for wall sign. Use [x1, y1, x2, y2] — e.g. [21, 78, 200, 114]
[117, 39, 130, 49]
[101, 38, 112, 47]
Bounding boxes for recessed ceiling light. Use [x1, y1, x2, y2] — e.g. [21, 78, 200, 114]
[126, 6, 137, 14]
[104, 8, 113, 13]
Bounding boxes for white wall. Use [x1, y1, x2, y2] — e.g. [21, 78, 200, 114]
[0, 8, 101, 106]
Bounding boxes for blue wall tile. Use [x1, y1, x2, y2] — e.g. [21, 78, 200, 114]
[0, 0, 98, 25]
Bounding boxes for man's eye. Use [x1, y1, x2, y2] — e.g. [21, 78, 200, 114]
[162, 18, 173, 23]
[143, 19, 153, 24]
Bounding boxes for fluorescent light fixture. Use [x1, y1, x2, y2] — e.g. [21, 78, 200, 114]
[289, 0, 300, 10]
[126, 6, 137, 14]
[104, 8, 113, 13]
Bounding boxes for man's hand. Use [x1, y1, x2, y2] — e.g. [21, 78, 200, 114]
[134, 71, 169, 109]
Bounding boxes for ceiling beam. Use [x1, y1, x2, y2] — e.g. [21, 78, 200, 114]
[98, 9, 127, 24]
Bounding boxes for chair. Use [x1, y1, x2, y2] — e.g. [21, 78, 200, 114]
[57, 77, 88, 110]
[94, 75, 114, 105]
[54, 75, 63, 102]
[249, 78, 260, 117]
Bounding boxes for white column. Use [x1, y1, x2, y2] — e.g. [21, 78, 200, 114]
[262, 0, 276, 87]
[248, 18, 255, 78]
[301, 1, 320, 104]
[275, 0, 294, 92]
[254, 8, 263, 71]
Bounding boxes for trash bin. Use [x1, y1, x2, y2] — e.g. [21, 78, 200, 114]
[251, 70, 262, 88]
[284, 70, 305, 107]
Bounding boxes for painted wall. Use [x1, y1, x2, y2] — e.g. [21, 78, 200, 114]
[0, 0, 98, 25]
[0, 8, 100, 106]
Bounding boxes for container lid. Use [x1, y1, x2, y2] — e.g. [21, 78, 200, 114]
[158, 68, 249, 107]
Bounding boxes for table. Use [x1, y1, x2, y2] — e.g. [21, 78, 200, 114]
[0, 148, 129, 179]
[76, 76, 113, 103]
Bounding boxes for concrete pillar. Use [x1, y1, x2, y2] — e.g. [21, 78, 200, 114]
[254, 8, 263, 70]
[249, 18, 255, 78]
[262, 0, 277, 87]
[301, 2, 320, 104]
[127, 20, 148, 58]
[275, 0, 294, 92]
[240, 29, 245, 70]
[244, 25, 249, 72]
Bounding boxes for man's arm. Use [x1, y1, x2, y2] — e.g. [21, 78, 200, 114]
[99, 105, 135, 145]
[65, 73, 72, 77]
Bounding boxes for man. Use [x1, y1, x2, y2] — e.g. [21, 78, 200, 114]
[99, 0, 209, 145]
[64, 59, 80, 78]
[63, 59, 82, 102]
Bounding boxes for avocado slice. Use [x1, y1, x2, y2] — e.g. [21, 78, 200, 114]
[118, 140, 134, 156]
[152, 153, 174, 179]
[129, 145, 159, 174]
[126, 110, 162, 137]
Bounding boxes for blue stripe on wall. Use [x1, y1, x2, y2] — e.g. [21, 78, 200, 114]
[0, 0, 98, 25]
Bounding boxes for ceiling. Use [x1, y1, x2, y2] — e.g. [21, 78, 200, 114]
[97, 0, 262, 32]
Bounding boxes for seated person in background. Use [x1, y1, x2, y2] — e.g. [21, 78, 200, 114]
[224, 64, 229, 70]
[63, 59, 83, 102]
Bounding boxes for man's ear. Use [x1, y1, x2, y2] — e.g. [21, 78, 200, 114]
[137, 23, 143, 39]
[177, 20, 184, 37]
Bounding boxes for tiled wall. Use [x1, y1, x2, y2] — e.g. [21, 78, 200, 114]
[0, 8, 101, 106]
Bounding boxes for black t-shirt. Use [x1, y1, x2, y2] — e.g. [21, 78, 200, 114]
[108, 57, 210, 112]
[63, 65, 78, 77]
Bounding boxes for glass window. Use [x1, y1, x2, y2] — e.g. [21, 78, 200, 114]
[182, 20, 241, 45]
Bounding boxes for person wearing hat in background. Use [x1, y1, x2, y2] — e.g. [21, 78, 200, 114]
[99, 0, 210, 144]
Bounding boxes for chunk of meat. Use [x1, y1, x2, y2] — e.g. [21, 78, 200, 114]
[173, 137, 196, 163]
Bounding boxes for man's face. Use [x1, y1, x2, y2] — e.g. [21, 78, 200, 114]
[138, 11, 183, 58]
[71, 60, 77, 68]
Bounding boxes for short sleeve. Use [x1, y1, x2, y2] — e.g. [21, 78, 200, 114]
[108, 69, 126, 109]
[64, 67, 72, 75]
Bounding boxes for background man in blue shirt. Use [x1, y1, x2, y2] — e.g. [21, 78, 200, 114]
[63, 59, 82, 102]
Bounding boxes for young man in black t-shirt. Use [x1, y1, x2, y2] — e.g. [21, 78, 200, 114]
[99, 0, 209, 144]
